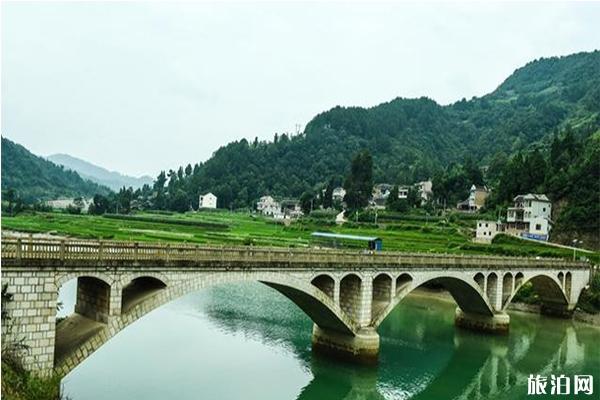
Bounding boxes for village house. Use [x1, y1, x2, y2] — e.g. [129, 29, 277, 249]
[46, 198, 93, 212]
[505, 194, 552, 240]
[457, 184, 490, 212]
[280, 199, 304, 219]
[371, 183, 393, 208]
[256, 195, 284, 218]
[198, 192, 217, 209]
[474, 194, 552, 244]
[416, 180, 433, 202]
[474, 220, 503, 243]
[398, 186, 409, 199]
[332, 187, 346, 203]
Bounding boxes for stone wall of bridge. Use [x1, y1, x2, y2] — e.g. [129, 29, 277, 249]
[1, 271, 57, 373]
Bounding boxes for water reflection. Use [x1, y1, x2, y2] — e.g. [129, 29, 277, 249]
[201, 284, 598, 400]
[62, 282, 599, 400]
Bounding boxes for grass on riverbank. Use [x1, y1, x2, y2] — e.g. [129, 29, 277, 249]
[2, 210, 597, 262]
[1, 359, 62, 400]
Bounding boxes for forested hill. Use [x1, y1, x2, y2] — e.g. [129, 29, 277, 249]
[1, 137, 111, 202]
[177, 50, 599, 208]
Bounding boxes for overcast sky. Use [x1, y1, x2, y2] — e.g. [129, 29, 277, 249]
[2, 1, 599, 177]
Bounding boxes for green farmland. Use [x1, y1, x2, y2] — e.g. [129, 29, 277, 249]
[2, 210, 595, 261]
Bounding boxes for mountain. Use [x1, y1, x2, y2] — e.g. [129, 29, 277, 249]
[47, 153, 153, 191]
[174, 51, 599, 208]
[1, 138, 111, 202]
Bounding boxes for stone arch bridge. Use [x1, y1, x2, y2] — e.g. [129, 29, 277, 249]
[0, 238, 591, 375]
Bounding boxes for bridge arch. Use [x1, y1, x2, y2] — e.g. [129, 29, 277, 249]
[502, 273, 513, 307]
[55, 271, 114, 290]
[121, 276, 167, 314]
[565, 272, 572, 299]
[372, 273, 393, 318]
[54, 271, 356, 375]
[514, 272, 524, 289]
[372, 274, 494, 327]
[311, 274, 335, 300]
[503, 272, 568, 312]
[558, 272, 564, 287]
[395, 273, 413, 294]
[340, 273, 362, 322]
[486, 273, 498, 304]
[119, 272, 171, 288]
[54, 274, 114, 324]
[474, 272, 485, 292]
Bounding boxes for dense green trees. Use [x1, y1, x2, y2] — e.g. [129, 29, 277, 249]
[343, 150, 374, 211]
[150, 51, 597, 212]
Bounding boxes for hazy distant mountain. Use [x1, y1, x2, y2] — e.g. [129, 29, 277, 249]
[47, 153, 153, 191]
[1, 137, 110, 201]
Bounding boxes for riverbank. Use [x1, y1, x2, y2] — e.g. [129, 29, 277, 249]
[408, 287, 600, 326]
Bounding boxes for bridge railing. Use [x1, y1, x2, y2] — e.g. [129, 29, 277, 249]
[0, 238, 589, 268]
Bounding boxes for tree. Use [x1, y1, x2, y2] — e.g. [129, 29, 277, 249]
[89, 194, 111, 215]
[5, 189, 16, 215]
[154, 171, 167, 191]
[116, 187, 133, 214]
[300, 191, 314, 214]
[407, 187, 420, 208]
[386, 185, 409, 212]
[464, 156, 484, 186]
[487, 152, 508, 185]
[322, 179, 334, 209]
[185, 164, 192, 176]
[169, 189, 190, 212]
[65, 204, 81, 214]
[343, 150, 373, 211]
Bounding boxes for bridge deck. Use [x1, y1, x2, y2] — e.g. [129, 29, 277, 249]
[1, 238, 589, 270]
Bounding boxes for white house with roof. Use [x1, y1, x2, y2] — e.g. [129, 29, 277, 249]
[506, 194, 552, 240]
[332, 187, 346, 203]
[198, 192, 217, 209]
[416, 180, 433, 202]
[457, 185, 490, 212]
[256, 195, 283, 218]
[474, 220, 503, 243]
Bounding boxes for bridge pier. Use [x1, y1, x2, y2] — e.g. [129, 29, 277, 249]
[311, 325, 379, 365]
[454, 308, 510, 334]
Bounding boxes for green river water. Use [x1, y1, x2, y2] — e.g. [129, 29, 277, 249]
[59, 282, 599, 400]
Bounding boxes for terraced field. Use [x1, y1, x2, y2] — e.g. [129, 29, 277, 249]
[1, 209, 596, 261]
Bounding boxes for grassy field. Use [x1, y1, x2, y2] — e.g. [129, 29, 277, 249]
[2, 209, 597, 261]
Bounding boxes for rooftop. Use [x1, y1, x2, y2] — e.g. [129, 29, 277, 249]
[311, 232, 381, 242]
[514, 194, 551, 202]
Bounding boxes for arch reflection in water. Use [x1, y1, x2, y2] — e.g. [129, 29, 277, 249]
[63, 282, 600, 400]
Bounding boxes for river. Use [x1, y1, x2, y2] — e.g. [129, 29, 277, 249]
[57, 281, 599, 399]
